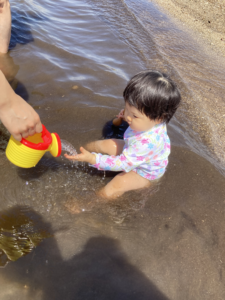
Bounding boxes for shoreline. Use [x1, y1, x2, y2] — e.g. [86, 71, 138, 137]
[150, 0, 225, 174]
[151, 0, 225, 59]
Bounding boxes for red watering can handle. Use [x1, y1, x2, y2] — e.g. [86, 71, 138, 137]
[21, 125, 53, 150]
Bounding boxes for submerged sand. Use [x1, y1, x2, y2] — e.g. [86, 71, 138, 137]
[152, 0, 225, 57]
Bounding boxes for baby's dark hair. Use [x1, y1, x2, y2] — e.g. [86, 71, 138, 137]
[123, 70, 181, 123]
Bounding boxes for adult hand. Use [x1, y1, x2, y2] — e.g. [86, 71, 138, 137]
[0, 70, 42, 141]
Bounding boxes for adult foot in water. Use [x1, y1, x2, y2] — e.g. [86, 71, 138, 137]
[0, 0, 11, 54]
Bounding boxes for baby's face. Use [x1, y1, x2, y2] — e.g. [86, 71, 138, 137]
[124, 103, 161, 132]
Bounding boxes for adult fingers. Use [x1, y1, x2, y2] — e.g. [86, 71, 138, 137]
[21, 130, 30, 139]
[12, 131, 22, 141]
[35, 119, 42, 133]
[28, 127, 36, 136]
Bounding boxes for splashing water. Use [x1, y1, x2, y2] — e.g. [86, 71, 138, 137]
[61, 139, 77, 156]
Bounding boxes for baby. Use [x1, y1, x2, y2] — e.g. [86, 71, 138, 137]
[65, 71, 181, 199]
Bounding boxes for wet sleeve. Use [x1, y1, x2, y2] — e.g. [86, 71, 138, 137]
[90, 140, 153, 172]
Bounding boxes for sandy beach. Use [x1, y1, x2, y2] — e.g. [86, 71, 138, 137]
[150, 0, 225, 172]
[152, 0, 225, 58]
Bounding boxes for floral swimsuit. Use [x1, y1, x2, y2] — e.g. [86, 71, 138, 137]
[91, 123, 170, 181]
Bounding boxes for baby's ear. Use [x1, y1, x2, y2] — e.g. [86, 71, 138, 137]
[156, 117, 163, 124]
[159, 113, 169, 123]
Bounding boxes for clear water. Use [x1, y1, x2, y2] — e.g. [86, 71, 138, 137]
[60, 139, 77, 156]
[0, 0, 225, 299]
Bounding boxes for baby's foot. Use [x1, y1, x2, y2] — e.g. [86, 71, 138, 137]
[0, 0, 11, 54]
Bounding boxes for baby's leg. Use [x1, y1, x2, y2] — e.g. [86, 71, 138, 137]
[0, 0, 11, 54]
[85, 139, 125, 156]
[98, 171, 151, 199]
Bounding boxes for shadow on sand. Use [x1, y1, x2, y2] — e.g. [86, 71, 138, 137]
[0, 205, 169, 300]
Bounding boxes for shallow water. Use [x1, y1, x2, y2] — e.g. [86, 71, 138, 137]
[0, 206, 51, 267]
[1, 0, 225, 299]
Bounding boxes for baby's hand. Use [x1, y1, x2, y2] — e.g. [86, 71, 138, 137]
[64, 147, 96, 165]
[116, 109, 125, 119]
[113, 109, 125, 126]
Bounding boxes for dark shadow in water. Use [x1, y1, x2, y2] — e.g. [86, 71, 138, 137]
[9, 9, 47, 50]
[14, 81, 30, 101]
[1, 210, 170, 300]
[16, 156, 61, 180]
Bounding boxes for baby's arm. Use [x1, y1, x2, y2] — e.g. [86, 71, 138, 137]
[91, 140, 152, 172]
[92, 152, 133, 172]
[65, 148, 136, 172]
[65, 139, 152, 172]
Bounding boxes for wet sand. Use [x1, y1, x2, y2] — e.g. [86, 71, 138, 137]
[152, 0, 225, 57]
[1, 145, 225, 300]
[145, 0, 225, 173]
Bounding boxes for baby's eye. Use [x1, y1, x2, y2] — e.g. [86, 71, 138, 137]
[133, 115, 138, 118]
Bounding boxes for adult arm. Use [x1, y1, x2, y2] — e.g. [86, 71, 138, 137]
[0, 70, 42, 141]
[0, 0, 11, 54]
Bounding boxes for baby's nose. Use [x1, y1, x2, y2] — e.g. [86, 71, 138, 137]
[127, 116, 132, 122]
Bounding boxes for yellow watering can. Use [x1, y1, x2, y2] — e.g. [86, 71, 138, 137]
[6, 125, 61, 168]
